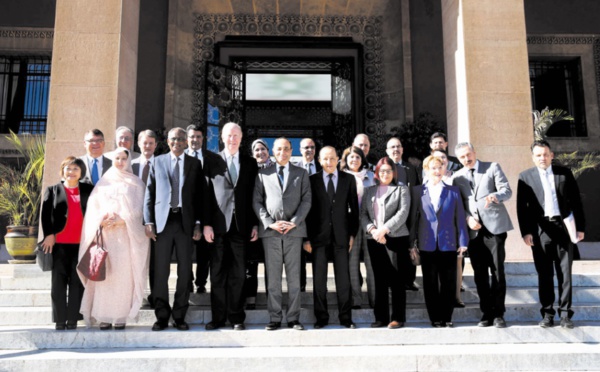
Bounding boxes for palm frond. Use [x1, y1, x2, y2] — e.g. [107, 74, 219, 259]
[555, 151, 600, 179]
[532, 107, 574, 141]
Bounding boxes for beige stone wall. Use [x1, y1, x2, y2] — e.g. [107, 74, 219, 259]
[42, 0, 139, 188]
[442, 0, 534, 260]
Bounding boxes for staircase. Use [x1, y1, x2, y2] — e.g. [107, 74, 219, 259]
[0, 260, 599, 371]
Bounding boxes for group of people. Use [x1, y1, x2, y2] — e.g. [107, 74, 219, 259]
[39, 125, 585, 332]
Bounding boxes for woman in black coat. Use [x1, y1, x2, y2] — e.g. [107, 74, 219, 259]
[40, 156, 94, 330]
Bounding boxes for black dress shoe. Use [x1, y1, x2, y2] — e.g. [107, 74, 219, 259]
[55, 323, 66, 331]
[341, 321, 357, 329]
[205, 321, 225, 330]
[560, 317, 574, 329]
[99, 322, 112, 330]
[66, 322, 78, 330]
[114, 323, 126, 330]
[173, 320, 190, 331]
[265, 321, 281, 330]
[493, 317, 507, 328]
[314, 321, 328, 329]
[477, 319, 492, 327]
[287, 321, 305, 330]
[232, 323, 246, 331]
[152, 321, 167, 331]
[539, 315, 554, 328]
[196, 286, 207, 294]
[454, 301, 465, 308]
[431, 321, 443, 328]
[445, 322, 454, 328]
[405, 283, 419, 291]
[351, 305, 362, 310]
[370, 321, 385, 328]
[245, 303, 256, 310]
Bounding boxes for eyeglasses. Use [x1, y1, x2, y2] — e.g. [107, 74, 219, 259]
[387, 145, 402, 149]
[118, 136, 132, 141]
[85, 139, 104, 144]
[169, 137, 186, 142]
[301, 146, 315, 150]
[378, 169, 393, 175]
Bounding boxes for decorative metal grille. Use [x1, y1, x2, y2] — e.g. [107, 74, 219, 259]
[194, 14, 386, 154]
[0, 56, 51, 134]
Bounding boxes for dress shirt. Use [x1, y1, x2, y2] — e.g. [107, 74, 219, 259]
[190, 149, 203, 167]
[86, 155, 104, 177]
[223, 149, 240, 172]
[427, 180, 444, 212]
[170, 152, 185, 208]
[537, 166, 561, 217]
[322, 169, 338, 192]
[277, 162, 290, 192]
[138, 156, 155, 178]
[301, 160, 317, 175]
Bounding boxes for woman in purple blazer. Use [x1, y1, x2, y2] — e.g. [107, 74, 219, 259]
[409, 155, 469, 328]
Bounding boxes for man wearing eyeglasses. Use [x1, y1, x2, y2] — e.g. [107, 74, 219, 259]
[78, 128, 112, 186]
[143, 127, 204, 331]
[106, 126, 141, 161]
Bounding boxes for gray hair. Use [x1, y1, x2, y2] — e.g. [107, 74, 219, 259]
[137, 129, 157, 141]
[455, 142, 475, 152]
[222, 122, 242, 135]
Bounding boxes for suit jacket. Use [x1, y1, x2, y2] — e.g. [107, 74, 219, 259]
[131, 156, 155, 180]
[360, 184, 410, 238]
[78, 155, 112, 185]
[394, 161, 420, 188]
[143, 153, 204, 235]
[203, 151, 259, 236]
[40, 181, 94, 238]
[409, 183, 469, 252]
[253, 162, 312, 238]
[295, 160, 322, 175]
[453, 161, 513, 237]
[306, 171, 359, 247]
[516, 165, 585, 238]
[447, 155, 463, 172]
[184, 148, 221, 176]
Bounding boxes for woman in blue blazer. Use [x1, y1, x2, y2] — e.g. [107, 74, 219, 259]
[409, 155, 468, 327]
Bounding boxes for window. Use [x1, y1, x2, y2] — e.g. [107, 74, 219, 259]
[0, 56, 51, 134]
[529, 58, 587, 137]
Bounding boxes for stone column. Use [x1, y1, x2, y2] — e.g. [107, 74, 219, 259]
[43, 0, 140, 187]
[441, 0, 533, 260]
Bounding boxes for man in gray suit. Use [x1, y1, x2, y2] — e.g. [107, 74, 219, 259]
[453, 142, 513, 328]
[144, 127, 204, 331]
[79, 128, 112, 185]
[253, 137, 312, 331]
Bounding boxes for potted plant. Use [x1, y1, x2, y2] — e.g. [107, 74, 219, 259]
[0, 131, 45, 262]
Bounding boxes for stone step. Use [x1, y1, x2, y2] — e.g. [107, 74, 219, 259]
[0, 342, 599, 371]
[1, 322, 599, 350]
[4, 287, 600, 308]
[1, 303, 599, 327]
[3, 271, 600, 290]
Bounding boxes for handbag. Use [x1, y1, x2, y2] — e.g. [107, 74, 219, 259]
[77, 226, 108, 281]
[409, 246, 421, 266]
[35, 243, 53, 272]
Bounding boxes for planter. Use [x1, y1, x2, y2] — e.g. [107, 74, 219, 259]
[4, 225, 37, 263]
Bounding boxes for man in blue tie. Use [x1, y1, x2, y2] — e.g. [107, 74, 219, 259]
[78, 129, 112, 186]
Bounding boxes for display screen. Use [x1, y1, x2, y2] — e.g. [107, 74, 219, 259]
[246, 73, 331, 101]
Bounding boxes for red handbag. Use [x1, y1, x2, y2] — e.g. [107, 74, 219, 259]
[78, 226, 108, 281]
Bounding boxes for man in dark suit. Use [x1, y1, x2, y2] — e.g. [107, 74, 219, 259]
[305, 146, 359, 329]
[144, 127, 204, 331]
[131, 130, 158, 308]
[386, 137, 420, 290]
[295, 137, 321, 292]
[184, 124, 221, 295]
[430, 132, 462, 172]
[253, 137, 312, 331]
[517, 140, 585, 329]
[353, 133, 376, 169]
[79, 128, 112, 185]
[453, 142, 513, 328]
[203, 123, 259, 331]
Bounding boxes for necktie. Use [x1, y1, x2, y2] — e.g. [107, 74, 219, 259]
[327, 173, 335, 201]
[91, 158, 99, 185]
[396, 163, 407, 185]
[306, 163, 313, 175]
[170, 157, 180, 208]
[278, 166, 285, 190]
[229, 156, 238, 185]
[142, 160, 150, 185]
[469, 168, 476, 190]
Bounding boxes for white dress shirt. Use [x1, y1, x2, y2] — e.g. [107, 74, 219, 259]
[427, 181, 444, 212]
[538, 166, 561, 217]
